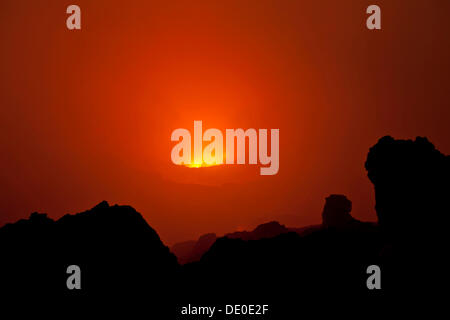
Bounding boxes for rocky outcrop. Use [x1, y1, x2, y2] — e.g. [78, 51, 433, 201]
[365, 136, 450, 238]
[0, 201, 179, 297]
[225, 221, 290, 240]
[321, 194, 358, 228]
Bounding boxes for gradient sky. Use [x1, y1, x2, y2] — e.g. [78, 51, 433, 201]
[1, 0, 449, 244]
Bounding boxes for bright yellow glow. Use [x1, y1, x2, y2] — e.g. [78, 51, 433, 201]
[186, 161, 222, 168]
[184, 154, 225, 168]
[179, 146, 226, 168]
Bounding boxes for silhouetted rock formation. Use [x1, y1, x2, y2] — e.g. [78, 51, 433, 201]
[183, 194, 381, 301]
[225, 221, 290, 240]
[0, 201, 178, 302]
[172, 233, 217, 264]
[365, 136, 449, 293]
[365, 136, 449, 238]
[172, 221, 320, 264]
[182, 225, 383, 315]
[171, 240, 197, 264]
[322, 194, 356, 228]
[1, 135, 448, 315]
[188, 233, 217, 263]
[172, 190, 378, 266]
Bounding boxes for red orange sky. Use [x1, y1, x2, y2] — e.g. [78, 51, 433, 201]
[1, 0, 449, 244]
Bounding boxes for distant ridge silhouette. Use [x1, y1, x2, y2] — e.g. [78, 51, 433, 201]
[172, 195, 366, 264]
[171, 221, 324, 264]
[0, 136, 448, 316]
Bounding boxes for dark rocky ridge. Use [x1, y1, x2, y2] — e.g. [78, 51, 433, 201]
[171, 194, 367, 264]
[0, 135, 448, 316]
[0, 201, 178, 299]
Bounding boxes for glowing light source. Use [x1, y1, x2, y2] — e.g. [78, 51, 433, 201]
[171, 121, 280, 175]
[186, 161, 221, 168]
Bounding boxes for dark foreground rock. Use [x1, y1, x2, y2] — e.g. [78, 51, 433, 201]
[0, 136, 447, 316]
